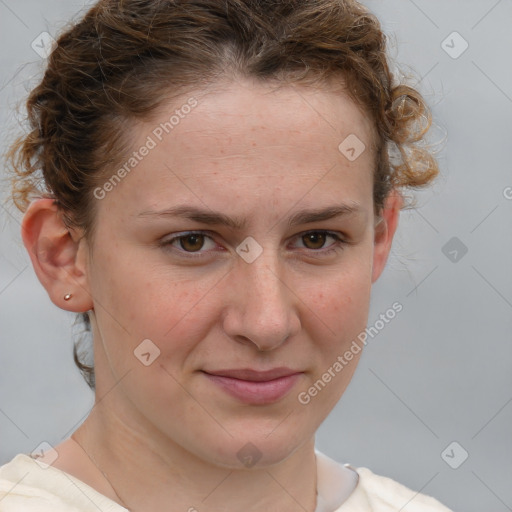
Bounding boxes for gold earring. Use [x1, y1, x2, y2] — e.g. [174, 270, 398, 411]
[64, 293, 73, 301]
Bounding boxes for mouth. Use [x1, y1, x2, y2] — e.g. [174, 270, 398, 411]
[201, 368, 303, 405]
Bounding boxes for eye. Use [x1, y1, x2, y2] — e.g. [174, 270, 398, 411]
[160, 229, 347, 259]
[292, 230, 346, 255]
[161, 231, 217, 256]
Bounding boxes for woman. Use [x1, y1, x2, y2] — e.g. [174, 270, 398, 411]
[0, 0, 452, 510]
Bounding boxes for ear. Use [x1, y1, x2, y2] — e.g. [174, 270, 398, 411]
[21, 198, 93, 312]
[371, 190, 402, 283]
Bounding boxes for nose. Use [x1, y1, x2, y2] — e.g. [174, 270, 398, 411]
[222, 249, 300, 352]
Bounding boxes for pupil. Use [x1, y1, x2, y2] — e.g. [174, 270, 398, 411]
[181, 234, 203, 252]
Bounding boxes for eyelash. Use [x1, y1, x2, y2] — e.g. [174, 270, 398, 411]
[160, 230, 347, 259]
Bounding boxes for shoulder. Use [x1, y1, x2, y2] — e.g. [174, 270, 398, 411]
[315, 450, 453, 512]
[340, 465, 453, 512]
[0, 453, 125, 512]
[0, 454, 75, 512]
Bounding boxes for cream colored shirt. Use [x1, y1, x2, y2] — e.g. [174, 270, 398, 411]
[0, 450, 453, 511]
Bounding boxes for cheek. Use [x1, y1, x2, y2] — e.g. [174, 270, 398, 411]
[90, 233, 204, 330]
[135, 275, 220, 342]
[303, 265, 372, 341]
[298, 274, 371, 408]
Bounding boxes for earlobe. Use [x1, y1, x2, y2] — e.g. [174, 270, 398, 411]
[21, 198, 93, 312]
[371, 190, 402, 283]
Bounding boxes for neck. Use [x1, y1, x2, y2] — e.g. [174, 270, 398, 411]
[71, 403, 318, 512]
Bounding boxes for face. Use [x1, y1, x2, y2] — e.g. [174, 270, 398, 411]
[84, 78, 388, 467]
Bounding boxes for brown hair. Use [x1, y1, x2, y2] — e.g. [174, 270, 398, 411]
[6, 0, 439, 389]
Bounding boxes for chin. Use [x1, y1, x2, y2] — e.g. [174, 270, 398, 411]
[196, 425, 312, 470]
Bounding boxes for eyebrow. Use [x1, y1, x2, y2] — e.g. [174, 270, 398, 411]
[137, 204, 362, 230]
[137, 204, 361, 230]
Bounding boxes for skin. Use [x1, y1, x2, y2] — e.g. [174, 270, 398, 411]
[22, 77, 401, 512]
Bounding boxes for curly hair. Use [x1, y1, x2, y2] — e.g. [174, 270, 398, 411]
[6, 0, 439, 389]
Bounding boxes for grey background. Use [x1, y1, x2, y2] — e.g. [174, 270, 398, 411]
[1, 1, 511, 511]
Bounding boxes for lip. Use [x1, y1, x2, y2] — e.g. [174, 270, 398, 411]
[202, 368, 303, 405]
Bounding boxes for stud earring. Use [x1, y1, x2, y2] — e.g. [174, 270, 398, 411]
[64, 293, 73, 301]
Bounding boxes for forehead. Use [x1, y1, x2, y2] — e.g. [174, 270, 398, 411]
[98, 78, 376, 219]
[160, 78, 375, 154]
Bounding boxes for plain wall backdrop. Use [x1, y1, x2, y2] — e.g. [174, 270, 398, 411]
[1, 1, 511, 511]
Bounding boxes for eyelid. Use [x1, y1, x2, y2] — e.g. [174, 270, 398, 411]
[296, 229, 351, 258]
[161, 229, 348, 257]
[291, 230, 346, 248]
[160, 230, 218, 254]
